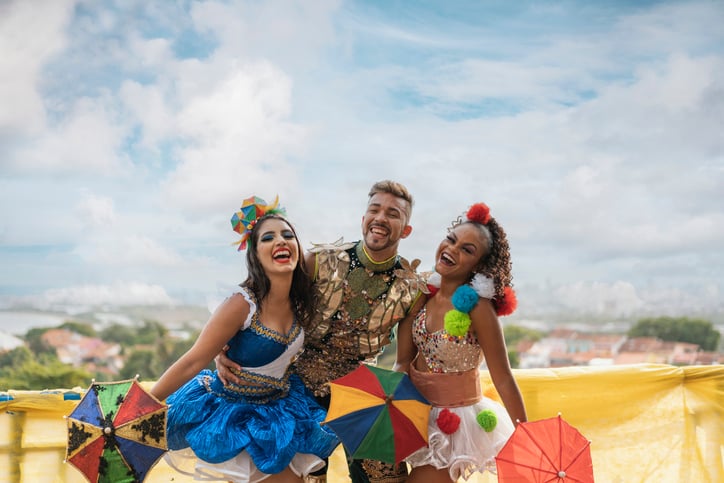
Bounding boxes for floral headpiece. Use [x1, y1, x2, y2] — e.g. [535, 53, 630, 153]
[231, 195, 286, 251]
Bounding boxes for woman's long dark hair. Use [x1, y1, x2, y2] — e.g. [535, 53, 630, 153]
[241, 214, 316, 324]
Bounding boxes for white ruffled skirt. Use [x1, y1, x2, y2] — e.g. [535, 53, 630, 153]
[164, 447, 324, 483]
[405, 397, 514, 481]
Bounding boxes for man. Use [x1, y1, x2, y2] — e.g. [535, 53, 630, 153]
[217, 180, 425, 483]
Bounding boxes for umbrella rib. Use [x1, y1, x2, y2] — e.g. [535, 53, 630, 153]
[558, 440, 592, 483]
[562, 439, 591, 471]
[518, 422, 562, 471]
[559, 415, 563, 471]
[494, 456, 559, 476]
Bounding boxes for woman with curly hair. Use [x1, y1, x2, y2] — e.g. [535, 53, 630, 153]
[394, 202, 527, 483]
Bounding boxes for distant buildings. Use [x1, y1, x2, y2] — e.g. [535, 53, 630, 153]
[2, 323, 721, 375]
[40, 329, 124, 376]
[516, 328, 722, 368]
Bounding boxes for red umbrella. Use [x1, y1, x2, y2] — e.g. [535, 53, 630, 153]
[495, 414, 594, 482]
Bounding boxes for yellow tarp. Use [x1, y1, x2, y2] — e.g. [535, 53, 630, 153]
[1, 364, 721, 482]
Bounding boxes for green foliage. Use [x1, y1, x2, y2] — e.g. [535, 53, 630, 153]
[120, 350, 164, 380]
[0, 349, 91, 390]
[504, 325, 543, 347]
[136, 320, 168, 345]
[100, 320, 169, 347]
[119, 330, 205, 381]
[508, 349, 520, 369]
[0, 345, 33, 367]
[59, 321, 96, 337]
[24, 327, 55, 355]
[99, 324, 139, 346]
[504, 325, 542, 369]
[628, 316, 720, 351]
[2, 318, 207, 389]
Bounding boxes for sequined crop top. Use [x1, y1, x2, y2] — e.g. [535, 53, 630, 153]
[412, 306, 483, 373]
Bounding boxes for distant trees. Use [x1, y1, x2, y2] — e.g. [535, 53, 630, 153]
[504, 325, 543, 347]
[100, 320, 168, 347]
[0, 319, 203, 390]
[628, 316, 720, 351]
[117, 322, 201, 381]
[504, 325, 543, 368]
[59, 321, 96, 337]
[0, 346, 92, 390]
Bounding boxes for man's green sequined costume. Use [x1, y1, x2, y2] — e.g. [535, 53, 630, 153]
[294, 240, 423, 483]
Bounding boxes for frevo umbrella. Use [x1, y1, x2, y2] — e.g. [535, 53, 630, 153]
[230, 195, 281, 250]
[323, 364, 431, 464]
[495, 414, 594, 482]
[65, 378, 167, 483]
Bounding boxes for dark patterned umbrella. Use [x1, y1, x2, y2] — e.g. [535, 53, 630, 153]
[65, 378, 167, 482]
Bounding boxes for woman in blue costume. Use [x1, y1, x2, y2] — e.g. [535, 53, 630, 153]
[151, 196, 339, 483]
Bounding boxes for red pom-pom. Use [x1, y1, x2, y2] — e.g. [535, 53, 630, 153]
[426, 284, 439, 298]
[494, 286, 517, 316]
[436, 408, 461, 434]
[467, 203, 491, 225]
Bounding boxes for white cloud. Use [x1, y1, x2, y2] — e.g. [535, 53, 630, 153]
[40, 282, 176, 307]
[161, 60, 307, 215]
[76, 192, 116, 228]
[0, 0, 722, 320]
[75, 234, 182, 268]
[555, 281, 644, 317]
[7, 96, 130, 174]
[0, 0, 75, 137]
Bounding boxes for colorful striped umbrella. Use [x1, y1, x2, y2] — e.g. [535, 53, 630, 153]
[230, 195, 281, 250]
[324, 365, 431, 464]
[65, 379, 167, 483]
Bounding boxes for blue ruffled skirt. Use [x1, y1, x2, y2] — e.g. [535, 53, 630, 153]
[165, 370, 339, 480]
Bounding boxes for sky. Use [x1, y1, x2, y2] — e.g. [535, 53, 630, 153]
[1, 0, 723, 323]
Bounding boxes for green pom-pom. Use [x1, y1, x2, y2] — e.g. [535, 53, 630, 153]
[444, 310, 471, 337]
[476, 410, 498, 432]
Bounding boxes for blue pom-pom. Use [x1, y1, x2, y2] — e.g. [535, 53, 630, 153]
[452, 285, 479, 313]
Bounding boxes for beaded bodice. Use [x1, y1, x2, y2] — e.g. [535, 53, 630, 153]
[412, 306, 483, 373]
[210, 287, 303, 403]
[226, 303, 302, 368]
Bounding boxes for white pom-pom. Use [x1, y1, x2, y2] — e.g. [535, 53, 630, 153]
[427, 272, 441, 288]
[470, 273, 495, 299]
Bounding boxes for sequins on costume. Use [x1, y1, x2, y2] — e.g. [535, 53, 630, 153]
[293, 240, 423, 483]
[405, 306, 515, 481]
[294, 240, 422, 398]
[163, 287, 339, 483]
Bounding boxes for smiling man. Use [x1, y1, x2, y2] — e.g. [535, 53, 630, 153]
[295, 180, 423, 483]
[217, 180, 425, 483]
